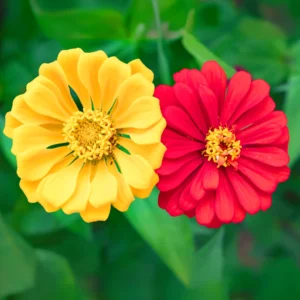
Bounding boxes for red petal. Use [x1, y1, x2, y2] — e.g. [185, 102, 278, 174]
[173, 68, 192, 83]
[202, 160, 219, 191]
[215, 170, 234, 222]
[241, 147, 289, 167]
[179, 180, 199, 211]
[154, 85, 178, 113]
[221, 71, 252, 123]
[275, 126, 289, 145]
[190, 165, 207, 200]
[232, 199, 246, 223]
[202, 61, 227, 112]
[237, 157, 277, 193]
[157, 152, 202, 175]
[157, 160, 201, 192]
[273, 166, 290, 182]
[195, 193, 215, 225]
[174, 83, 207, 135]
[166, 187, 184, 216]
[229, 79, 270, 125]
[158, 191, 172, 209]
[234, 96, 275, 130]
[260, 193, 272, 211]
[185, 209, 196, 218]
[164, 139, 203, 159]
[198, 85, 219, 128]
[164, 106, 203, 141]
[227, 169, 260, 214]
[237, 123, 282, 145]
[206, 216, 223, 228]
[262, 111, 287, 128]
[187, 69, 208, 92]
[162, 127, 187, 142]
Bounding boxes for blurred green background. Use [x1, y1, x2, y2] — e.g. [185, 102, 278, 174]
[1, 0, 300, 299]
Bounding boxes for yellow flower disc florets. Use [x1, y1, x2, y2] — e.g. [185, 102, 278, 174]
[63, 109, 118, 163]
[203, 126, 242, 168]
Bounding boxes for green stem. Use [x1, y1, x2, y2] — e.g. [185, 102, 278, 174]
[151, 0, 172, 85]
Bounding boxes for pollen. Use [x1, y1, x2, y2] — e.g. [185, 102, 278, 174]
[203, 126, 242, 168]
[63, 109, 118, 163]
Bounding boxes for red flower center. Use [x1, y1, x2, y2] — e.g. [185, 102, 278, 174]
[202, 126, 242, 168]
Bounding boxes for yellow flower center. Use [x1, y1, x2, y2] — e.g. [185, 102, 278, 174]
[203, 126, 242, 168]
[63, 109, 118, 163]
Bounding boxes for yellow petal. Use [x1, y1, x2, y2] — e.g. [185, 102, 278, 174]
[37, 158, 83, 208]
[80, 202, 111, 222]
[24, 82, 71, 122]
[3, 112, 23, 138]
[98, 57, 131, 112]
[120, 118, 166, 145]
[107, 160, 134, 212]
[17, 147, 69, 181]
[78, 51, 108, 109]
[12, 125, 63, 155]
[89, 160, 117, 208]
[114, 148, 154, 189]
[57, 48, 90, 109]
[112, 74, 154, 120]
[39, 62, 78, 113]
[114, 96, 162, 129]
[62, 163, 92, 214]
[118, 138, 166, 169]
[20, 180, 58, 212]
[131, 173, 159, 199]
[11, 94, 60, 126]
[20, 180, 39, 203]
[129, 59, 154, 82]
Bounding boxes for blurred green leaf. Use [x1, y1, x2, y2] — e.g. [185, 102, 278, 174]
[130, 0, 199, 32]
[211, 17, 288, 85]
[0, 214, 36, 298]
[30, 0, 128, 46]
[182, 31, 235, 78]
[20, 205, 81, 236]
[125, 188, 194, 286]
[255, 258, 300, 300]
[0, 116, 16, 168]
[183, 228, 228, 300]
[15, 249, 80, 300]
[284, 40, 300, 166]
[48, 232, 101, 276]
[245, 211, 282, 249]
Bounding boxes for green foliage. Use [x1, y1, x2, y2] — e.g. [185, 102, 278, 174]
[125, 188, 194, 286]
[1, 0, 300, 299]
[0, 214, 36, 298]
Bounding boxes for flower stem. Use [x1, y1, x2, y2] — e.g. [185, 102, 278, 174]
[151, 0, 172, 85]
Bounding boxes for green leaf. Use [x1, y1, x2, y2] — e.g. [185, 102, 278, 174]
[125, 188, 194, 286]
[0, 116, 16, 169]
[30, 0, 127, 46]
[210, 17, 288, 85]
[47, 232, 101, 276]
[284, 41, 300, 166]
[183, 228, 228, 300]
[244, 210, 282, 249]
[15, 249, 80, 300]
[0, 214, 36, 298]
[182, 32, 235, 78]
[255, 258, 300, 300]
[20, 205, 81, 236]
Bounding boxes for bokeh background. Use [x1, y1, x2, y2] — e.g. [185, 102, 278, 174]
[1, 0, 300, 299]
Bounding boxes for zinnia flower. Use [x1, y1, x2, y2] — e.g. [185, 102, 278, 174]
[4, 48, 166, 222]
[155, 61, 290, 228]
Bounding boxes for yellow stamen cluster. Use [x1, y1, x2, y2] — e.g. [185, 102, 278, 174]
[203, 126, 241, 168]
[63, 109, 118, 163]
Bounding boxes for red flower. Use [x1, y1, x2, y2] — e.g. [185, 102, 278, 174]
[155, 61, 290, 228]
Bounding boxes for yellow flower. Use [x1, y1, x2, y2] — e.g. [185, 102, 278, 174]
[3, 49, 166, 222]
